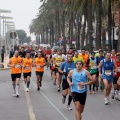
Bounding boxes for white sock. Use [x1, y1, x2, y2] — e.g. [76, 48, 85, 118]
[16, 84, 20, 95]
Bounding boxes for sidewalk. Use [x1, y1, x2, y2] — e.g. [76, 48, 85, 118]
[0, 55, 10, 70]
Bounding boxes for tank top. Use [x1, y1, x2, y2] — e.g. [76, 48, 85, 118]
[35, 57, 45, 72]
[102, 59, 114, 76]
[114, 60, 120, 78]
[11, 56, 22, 74]
[22, 58, 32, 73]
[54, 55, 63, 68]
[72, 69, 87, 93]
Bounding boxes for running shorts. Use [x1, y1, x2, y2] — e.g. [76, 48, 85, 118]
[72, 91, 87, 105]
[23, 72, 31, 79]
[62, 79, 69, 90]
[11, 73, 21, 81]
[36, 71, 44, 77]
[113, 77, 119, 84]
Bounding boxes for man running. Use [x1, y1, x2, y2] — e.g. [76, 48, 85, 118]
[53, 49, 66, 91]
[22, 51, 33, 92]
[73, 51, 84, 63]
[34, 51, 46, 91]
[59, 54, 76, 110]
[67, 60, 94, 120]
[7, 50, 22, 97]
[99, 52, 117, 105]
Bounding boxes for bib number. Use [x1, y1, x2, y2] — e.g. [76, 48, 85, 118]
[105, 70, 111, 76]
[91, 66, 97, 69]
[25, 66, 30, 70]
[37, 65, 41, 68]
[15, 64, 21, 68]
[77, 85, 85, 90]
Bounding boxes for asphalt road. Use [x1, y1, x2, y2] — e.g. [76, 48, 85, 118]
[0, 68, 120, 120]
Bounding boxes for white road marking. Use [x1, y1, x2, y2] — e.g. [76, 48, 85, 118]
[23, 82, 36, 120]
[31, 80, 69, 120]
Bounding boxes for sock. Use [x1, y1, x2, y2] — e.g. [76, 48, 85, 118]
[93, 84, 95, 91]
[67, 95, 72, 106]
[16, 84, 20, 95]
[12, 84, 16, 93]
[27, 81, 30, 88]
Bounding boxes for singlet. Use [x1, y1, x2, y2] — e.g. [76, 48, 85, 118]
[96, 56, 105, 65]
[54, 55, 63, 68]
[73, 56, 84, 63]
[72, 69, 87, 93]
[114, 60, 120, 78]
[35, 57, 45, 72]
[60, 62, 76, 79]
[88, 57, 97, 74]
[102, 59, 114, 76]
[10, 56, 22, 74]
[22, 58, 33, 73]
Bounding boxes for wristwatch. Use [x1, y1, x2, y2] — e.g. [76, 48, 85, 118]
[85, 83, 87, 86]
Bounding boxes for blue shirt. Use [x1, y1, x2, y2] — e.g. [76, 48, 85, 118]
[96, 56, 105, 65]
[60, 61, 76, 79]
[72, 69, 88, 93]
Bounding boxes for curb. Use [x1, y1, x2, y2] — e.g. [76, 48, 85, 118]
[0, 67, 11, 70]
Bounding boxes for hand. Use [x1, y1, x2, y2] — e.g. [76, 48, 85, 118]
[78, 82, 85, 87]
[63, 72, 68, 76]
[11, 64, 15, 67]
[68, 82, 73, 87]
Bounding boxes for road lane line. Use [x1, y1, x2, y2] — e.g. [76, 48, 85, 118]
[23, 82, 36, 120]
[31, 80, 69, 120]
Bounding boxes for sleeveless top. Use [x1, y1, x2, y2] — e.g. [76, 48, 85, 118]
[72, 69, 87, 93]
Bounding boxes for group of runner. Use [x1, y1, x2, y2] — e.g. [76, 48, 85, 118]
[7, 47, 120, 120]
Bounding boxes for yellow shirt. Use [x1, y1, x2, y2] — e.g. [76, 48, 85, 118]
[73, 56, 84, 63]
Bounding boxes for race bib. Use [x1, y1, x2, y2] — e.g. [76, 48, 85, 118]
[15, 64, 21, 68]
[91, 66, 97, 69]
[56, 62, 61, 67]
[25, 66, 30, 70]
[105, 70, 111, 76]
[118, 67, 120, 72]
[37, 65, 41, 68]
[77, 85, 85, 90]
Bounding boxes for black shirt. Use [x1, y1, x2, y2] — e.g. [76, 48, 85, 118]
[19, 51, 26, 58]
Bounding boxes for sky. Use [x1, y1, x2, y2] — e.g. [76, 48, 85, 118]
[0, 0, 41, 40]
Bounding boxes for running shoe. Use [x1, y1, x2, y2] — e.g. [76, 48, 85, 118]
[115, 91, 118, 100]
[111, 91, 115, 99]
[58, 86, 60, 92]
[62, 96, 66, 104]
[88, 90, 92, 94]
[16, 94, 19, 98]
[105, 98, 109, 105]
[53, 81, 56, 85]
[92, 91, 96, 94]
[37, 87, 40, 91]
[13, 93, 17, 97]
[67, 106, 72, 110]
[26, 88, 29, 92]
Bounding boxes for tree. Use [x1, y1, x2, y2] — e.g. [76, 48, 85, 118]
[24, 36, 31, 43]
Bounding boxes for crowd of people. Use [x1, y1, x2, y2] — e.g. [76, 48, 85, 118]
[7, 46, 120, 120]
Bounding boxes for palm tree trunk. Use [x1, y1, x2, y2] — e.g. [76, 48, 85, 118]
[117, 1, 120, 51]
[51, 21, 54, 46]
[88, 0, 93, 52]
[108, 0, 112, 51]
[102, 26, 106, 51]
[62, 10, 65, 47]
[96, 0, 102, 50]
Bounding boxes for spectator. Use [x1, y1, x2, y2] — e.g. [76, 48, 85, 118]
[9, 48, 14, 58]
[1, 46, 5, 63]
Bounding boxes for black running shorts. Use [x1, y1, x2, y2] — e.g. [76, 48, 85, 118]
[113, 77, 119, 84]
[11, 73, 21, 81]
[23, 72, 31, 79]
[62, 79, 69, 90]
[36, 71, 44, 77]
[72, 91, 87, 105]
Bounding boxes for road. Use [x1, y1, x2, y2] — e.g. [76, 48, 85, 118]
[0, 68, 120, 120]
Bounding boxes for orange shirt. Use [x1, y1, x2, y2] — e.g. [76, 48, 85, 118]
[22, 58, 33, 73]
[79, 53, 89, 69]
[35, 57, 45, 72]
[10, 56, 22, 74]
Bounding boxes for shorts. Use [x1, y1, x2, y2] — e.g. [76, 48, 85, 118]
[54, 68, 62, 75]
[23, 72, 31, 79]
[102, 75, 114, 82]
[36, 71, 44, 77]
[113, 77, 119, 84]
[62, 79, 69, 90]
[11, 73, 21, 81]
[72, 91, 87, 105]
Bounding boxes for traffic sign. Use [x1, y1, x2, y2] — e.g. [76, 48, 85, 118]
[10, 32, 17, 39]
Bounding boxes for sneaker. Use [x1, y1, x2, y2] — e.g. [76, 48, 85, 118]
[92, 90, 96, 94]
[88, 90, 92, 94]
[37, 87, 40, 91]
[105, 98, 109, 105]
[58, 87, 60, 92]
[16, 94, 19, 98]
[53, 81, 56, 85]
[111, 91, 115, 99]
[13, 93, 17, 97]
[115, 91, 118, 100]
[26, 88, 29, 92]
[62, 96, 66, 104]
[67, 106, 72, 110]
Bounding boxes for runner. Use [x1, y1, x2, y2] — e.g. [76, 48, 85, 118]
[73, 51, 84, 63]
[99, 52, 117, 105]
[53, 49, 66, 92]
[96, 50, 105, 91]
[112, 53, 120, 100]
[34, 51, 46, 91]
[67, 60, 94, 120]
[88, 52, 98, 94]
[59, 54, 76, 110]
[22, 51, 33, 92]
[7, 50, 22, 97]
[111, 49, 116, 61]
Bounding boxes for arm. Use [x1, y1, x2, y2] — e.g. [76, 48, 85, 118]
[113, 61, 117, 73]
[67, 70, 73, 86]
[98, 60, 103, 78]
[7, 59, 14, 67]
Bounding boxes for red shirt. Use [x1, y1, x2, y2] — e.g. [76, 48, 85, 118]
[114, 60, 120, 78]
